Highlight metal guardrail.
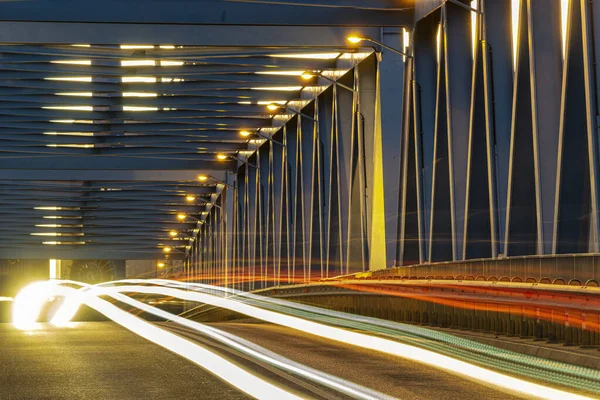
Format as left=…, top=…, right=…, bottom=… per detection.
left=370, top=253, right=600, bottom=283
left=255, top=279, right=600, bottom=349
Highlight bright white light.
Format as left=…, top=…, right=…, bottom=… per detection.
left=122, top=92, right=157, bottom=97
left=436, top=24, right=442, bottom=63
left=255, top=70, right=305, bottom=76
left=35, top=206, right=80, bottom=211
left=49, top=259, right=57, bottom=280
left=0, top=297, right=13, bottom=302
left=14, top=280, right=301, bottom=400
left=120, top=45, right=154, bottom=49
left=471, top=0, right=478, bottom=59
left=403, top=28, right=410, bottom=53
left=55, top=92, right=93, bottom=97
left=123, top=106, right=158, bottom=111
left=71, top=44, right=91, bottom=48
left=43, top=132, right=94, bottom=137
left=161, top=77, right=184, bottom=83
left=108, top=283, right=593, bottom=400
left=257, top=100, right=287, bottom=106
left=512, top=0, right=520, bottom=71
left=561, top=0, right=569, bottom=60
left=122, top=77, right=157, bottom=83
left=50, top=119, right=94, bottom=124
left=43, top=106, right=94, bottom=111
left=12, top=281, right=71, bottom=330
left=160, top=61, right=184, bottom=66
left=46, top=144, right=94, bottom=149
left=63, top=286, right=392, bottom=400
left=45, top=77, right=92, bottom=82
left=250, top=86, right=302, bottom=91
left=42, top=241, right=85, bottom=245
left=159, top=45, right=176, bottom=49
left=121, top=60, right=155, bottom=66
left=50, top=60, right=91, bottom=65
left=270, top=53, right=340, bottom=59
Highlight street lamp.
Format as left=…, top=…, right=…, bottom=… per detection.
left=239, top=129, right=285, bottom=147
left=217, top=153, right=258, bottom=169
left=176, top=213, right=205, bottom=223
left=197, top=173, right=235, bottom=189
left=266, top=103, right=318, bottom=122
left=169, top=230, right=178, bottom=237
left=300, top=70, right=357, bottom=93
left=185, top=195, right=196, bottom=202
left=346, top=35, right=412, bottom=58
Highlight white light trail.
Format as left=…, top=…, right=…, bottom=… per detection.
left=54, top=285, right=392, bottom=400
left=14, top=279, right=596, bottom=400
left=13, top=280, right=302, bottom=400
left=93, top=281, right=592, bottom=400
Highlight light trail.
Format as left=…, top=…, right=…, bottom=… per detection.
left=14, top=279, right=597, bottom=400
left=77, top=279, right=600, bottom=392
left=55, top=285, right=393, bottom=400
left=78, top=282, right=593, bottom=400
left=13, top=280, right=303, bottom=400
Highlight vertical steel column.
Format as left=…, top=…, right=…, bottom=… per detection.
left=379, top=27, right=406, bottom=268
left=411, top=10, right=441, bottom=263
left=553, top=0, right=600, bottom=255
left=429, top=1, right=473, bottom=262
left=357, top=53, right=387, bottom=270
left=327, top=85, right=345, bottom=276
left=318, top=88, right=335, bottom=277
left=505, top=0, right=562, bottom=256
left=300, top=102, right=318, bottom=281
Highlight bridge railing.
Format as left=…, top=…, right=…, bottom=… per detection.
left=366, top=254, right=600, bottom=283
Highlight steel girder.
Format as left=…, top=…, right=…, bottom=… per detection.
left=395, top=0, right=600, bottom=271
left=0, top=3, right=392, bottom=261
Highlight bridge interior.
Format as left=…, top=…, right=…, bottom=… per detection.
left=2, top=2, right=600, bottom=400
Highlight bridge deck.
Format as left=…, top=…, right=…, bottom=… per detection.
left=0, top=322, right=245, bottom=400
left=0, top=321, right=527, bottom=399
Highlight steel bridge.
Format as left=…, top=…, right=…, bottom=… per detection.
left=0, top=0, right=598, bottom=287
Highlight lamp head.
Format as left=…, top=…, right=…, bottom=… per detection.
left=347, top=36, right=365, bottom=44
left=216, top=153, right=228, bottom=161
left=197, top=174, right=208, bottom=182
left=300, top=71, right=315, bottom=80
left=266, top=103, right=282, bottom=111
left=239, top=130, right=252, bottom=137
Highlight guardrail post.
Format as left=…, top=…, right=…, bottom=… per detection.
left=564, top=310, right=573, bottom=346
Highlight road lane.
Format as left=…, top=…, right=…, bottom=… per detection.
left=205, top=321, right=527, bottom=400
left=0, top=322, right=248, bottom=400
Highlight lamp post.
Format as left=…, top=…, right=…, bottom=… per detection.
left=240, top=129, right=285, bottom=147
left=198, top=172, right=236, bottom=189
left=300, top=71, right=357, bottom=93
left=347, top=35, right=412, bottom=58
left=266, top=103, right=318, bottom=123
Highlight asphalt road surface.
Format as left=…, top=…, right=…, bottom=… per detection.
left=204, top=322, right=526, bottom=400
left=0, top=321, right=533, bottom=399
left=0, top=322, right=246, bottom=400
